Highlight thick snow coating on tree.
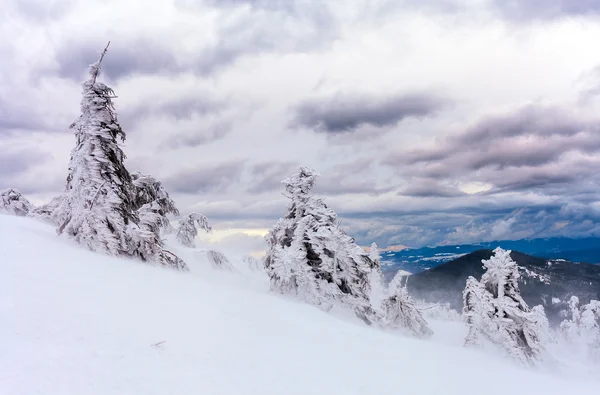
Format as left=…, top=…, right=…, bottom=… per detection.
left=0, top=188, right=34, bottom=216
left=52, top=48, right=184, bottom=270
left=560, top=296, right=600, bottom=361
left=176, top=212, right=212, bottom=248
left=380, top=270, right=432, bottom=337
left=264, top=167, right=377, bottom=324
left=462, top=247, right=550, bottom=365
left=243, top=255, right=263, bottom=271
left=30, top=196, right=64, bottom=224
left=206, top=250, right=234, bottom=270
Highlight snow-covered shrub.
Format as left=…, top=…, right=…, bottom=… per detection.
left=53, top=45, right=185, bottom=270
left=176, top=212, right=212, bottom=248
left=0, top=188, right=34, bottom=216
left=243, top=255, right=263, bottom=271
left=379, top=270, right=432, bottom=337
left=30, top=195, right=64, bottom=224
left=368, top=242, right=387, bottom=307
left=418, top=302, right=461, bottom=322
left=560, top=296, right=600, bottom=361
left=462, top=247, right=550, bottom=364
left=264, top=167, right=377, bottom=324
left=206, top=250, right=233, bottom=270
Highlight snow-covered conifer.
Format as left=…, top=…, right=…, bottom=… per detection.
left=243, top=255, right=263, bottom=271
left=52, top=43, right=184, bottom=270
left=368, top=242, right=386, bottom=308
left=369, top=242, right=380, bottom=265
left=380, top=270, right=432, bottom=337
left=560, top=297, right=600, bottom=360
left=30, top=196, right=64, bottom=224
left=0, top=188, right=34, bottom=216
left=264, top=167, right=377, bottom=324
left=462, top=247, right=549, bottom=364
left=176, top=212, right=212, bottom=248
left=206, top=250, right=233, bottom=270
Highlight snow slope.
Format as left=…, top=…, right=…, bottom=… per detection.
left=1, top=215, right=598, bottom=395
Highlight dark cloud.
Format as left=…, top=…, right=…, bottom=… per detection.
left=163, top=160, right=246, bottom=194
left=397, top=180, right=464, bottom=198
left=165, top=121, right=233, bottom=149
left=0, top=98, right=47, bottom=133
left=55, top=0, right=337, bottom=82
left=55, top=39, right=179, bottom=82
left=0, top=147, right=49, bottom=178
left=6, top=0, right=73, bottom=22
left=246, top=161, right=299, bottom=194
left=122, top=95, right=227, bottom=126
left=492, top=0, right=600, bottom=21
left=293, top=92, right=446, bottom=134
left=391, top=106, right=600, bottom=173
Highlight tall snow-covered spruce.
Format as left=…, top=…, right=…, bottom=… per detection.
left=53, top=43, right=185, bottom=270
left=264, top=167, right=376, bottom=324
left=462, top=247, right=550, bottom=364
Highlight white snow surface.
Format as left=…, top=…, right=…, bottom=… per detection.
left=1, top=215, right=598, bottom=395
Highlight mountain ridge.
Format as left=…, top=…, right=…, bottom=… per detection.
left=403, top=249, right=600, bottom=325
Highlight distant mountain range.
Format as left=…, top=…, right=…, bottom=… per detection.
left=398, top=249, right=600, bottom=325
left=380, top=237, right=600, bottom=275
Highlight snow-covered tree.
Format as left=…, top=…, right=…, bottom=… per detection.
left=264, top=167, right=377, bottom=324
left=380, top=270, right=432, bottom=337
left=243, top=255, right=263, bottom=271
left=0, top=188, right=34, bottom=216
left=52, top=43, right=184, bottom=270
left=176, top=212, right=212, bottom=248
left=369, top=242, right=380, bottom=265
left=368, top=242, right=386, bottom=308
left=206, top=250, right=233, bottom=270
left=560, top=297, right=600, bottom=360
left=462, top=247, right=549, bottom=364
left=30, top=196, right=64, bottom=224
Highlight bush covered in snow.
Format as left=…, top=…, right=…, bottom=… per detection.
left=463, top=247, right=550, bottom=365
left=0, top=188, right=34, bottom=216
left=206, top=250, right=234, bottom=270
left=243, top=255, right=263, bottom=271
left=559, top=296, right=600, bottom=361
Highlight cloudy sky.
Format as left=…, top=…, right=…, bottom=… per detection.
left=2, top=0, right=600, bottom=254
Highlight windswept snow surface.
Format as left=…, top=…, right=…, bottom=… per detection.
left=1, top=215, right=598, bottom=395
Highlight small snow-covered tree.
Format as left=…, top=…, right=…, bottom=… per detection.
left=52, top=43, right=184, bottom=270
left=368, top=242, right=386, bottom=307
left=380, top=270, right=432, bottom=337
left=0, top=188, right=34, bottom=216
left=176, top=212, right=212, bottom=248
left=243, top=255, right=263, bottom=271
left=264, top=167, right=377, bottom=324
left=560, top=297, right=600, bottom=360
left=206, top=250, right=233, bottom=270
left=30, top=195, right=64, bottom=224
left=462, top=247, right=549, bottom=364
